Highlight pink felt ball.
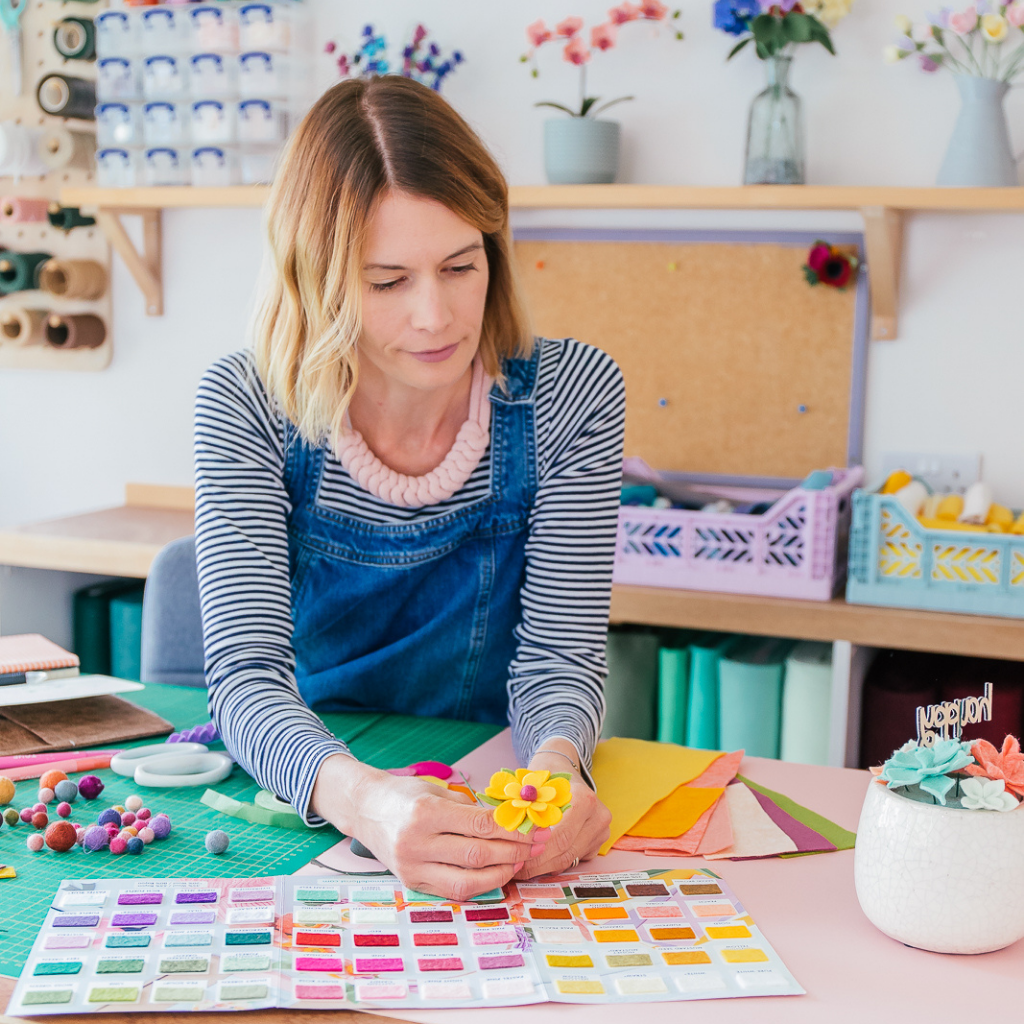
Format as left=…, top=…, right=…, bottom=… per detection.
left=109, top=836, right=128, bottom=855
left=104, top=823, right=119, bottom=837
left=56, top=801, right=72, bottom=818
left=138, top=826, right=155, bottom=844
left=37, top=787, right=55, bottom=805
left=19, top=807, right=33, bottom=823
left=75, top=825, right=86, bottom=845
left=121, top=811, right=136, bottom=827
left=26, top=833, right=44, bottom=852
left=136, top=808, right=151, bottom=821
left=77, top=775, right=104, bottom=800
left=32, top=802, right=46, bottom=813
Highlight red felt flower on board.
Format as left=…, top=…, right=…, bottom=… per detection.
left=803, top=239, right=860, bottom=290
left=965, top=735, right=1024, bottom=799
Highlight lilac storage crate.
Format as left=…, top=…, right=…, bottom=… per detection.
left=613, top=466, right=864, bottom=601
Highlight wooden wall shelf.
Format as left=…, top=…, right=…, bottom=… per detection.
left=59, top=185, right=1024, bottom=340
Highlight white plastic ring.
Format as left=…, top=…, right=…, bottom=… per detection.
left=110, top=742, right=208, bottom=777
left=132, top=752, right=234, bottom=789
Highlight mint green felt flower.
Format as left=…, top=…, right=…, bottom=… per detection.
left=959, top=776, right=1020, bottom=813
left=880, top=739, right=974, bottom=805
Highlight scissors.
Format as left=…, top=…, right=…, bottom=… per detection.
left=109, top=742, right=234, bottom=789
left=0, top=0, right=25, bottom=97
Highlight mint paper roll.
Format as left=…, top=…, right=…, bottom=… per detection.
left=718, top=636, right=795, bottom=759
left=0, top=251, right=51, bottom=293
left=685, top=632, right=733, bottom=750
left=780, top=641, right=834, bottom=766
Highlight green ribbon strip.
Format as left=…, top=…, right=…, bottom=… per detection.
left=200, top=788, right=312, bottom=831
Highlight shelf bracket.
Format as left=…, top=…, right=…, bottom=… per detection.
left=860, top=205, right=904, bottom=342
left=93, top=207, right=164, bottom=317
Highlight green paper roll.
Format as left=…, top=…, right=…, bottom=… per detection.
left=47, top=204, right=96, bottom=232
left=685, top=633, right=732, bottom=749
left=73, top=578, right=141, bottom=674
left=36, top=73, right=96, bottom=120
left=201, top=788, right=315, bottom=831
left=657, top=637, right=691, bottom=745
left=780, top=641, right=833, bottom=766
left=110, top=587, right=145, bottom=682
left=0, top=251, right=50, bottom=294
left=53, top=18, right=96, bottom=62
left=718, top=636, right=795, bottom=759
left=602, top=627, right=659, bottom=741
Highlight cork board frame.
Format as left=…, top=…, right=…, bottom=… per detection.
left=513, top=229, right=869, bottom=481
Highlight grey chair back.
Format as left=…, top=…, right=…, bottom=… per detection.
left=140, top=535, right=206, bottom=688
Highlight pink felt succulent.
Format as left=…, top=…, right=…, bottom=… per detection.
left=964, top=735, right=1024, bottom=799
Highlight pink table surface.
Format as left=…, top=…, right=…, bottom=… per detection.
left=310, top=729, right=1024, bottom=1024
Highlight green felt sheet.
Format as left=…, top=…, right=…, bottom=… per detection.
left=0, top=683, right=501, bottom=980
left=736, top=775, right=857, bottom=853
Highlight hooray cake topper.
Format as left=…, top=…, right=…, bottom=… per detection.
left=916, top=682, right=993, bottom=747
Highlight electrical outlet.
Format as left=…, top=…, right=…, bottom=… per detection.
left=879, top=452, right=982, bottom=495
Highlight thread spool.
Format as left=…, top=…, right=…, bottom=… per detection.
left=38, top=128, right=94, bottom=173
left=36, top=74, right=97, bottom=121
left=0, top=196, right=49, bottom=223
left=53, top=17, right=97, bottom=62
left=0, top=307, right=46, bottom=347
left=47, top=204, right=96, bottom=232
left=45, top=313, right=105, bottom=350
left=38, top=259, right=107, bottom=301
left=0, top=252, right=51, bottom=294
left=0, top=123, right=49, bottom=179
left=959, top=481, right=993, bottom=525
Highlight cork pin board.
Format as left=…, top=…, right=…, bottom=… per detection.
left=513, top=229, right=868, bottom=480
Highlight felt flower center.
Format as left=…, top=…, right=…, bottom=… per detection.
left=519, top=784, right=538, bottom=801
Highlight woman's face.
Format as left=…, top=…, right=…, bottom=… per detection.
left=359, top=191, right=489, bottom=393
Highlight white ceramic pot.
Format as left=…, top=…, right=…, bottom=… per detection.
left=543, top=118, right=620, bottom=185
left=854, top=780, right=1024, bottom=954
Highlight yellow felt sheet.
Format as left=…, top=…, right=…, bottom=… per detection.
left=591, top=738, right=723, bottom=855
left=626, top=786, right=725, bottom=840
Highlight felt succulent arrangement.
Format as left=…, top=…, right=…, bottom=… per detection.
left=802, top=240, right=860, bottom=289
left=478, top=769, right=573, bottom=834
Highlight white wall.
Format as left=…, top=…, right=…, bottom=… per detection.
left=1, top=0, right=1022, bottom=547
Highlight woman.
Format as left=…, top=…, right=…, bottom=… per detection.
left=194, top=76, right=624, bottom=900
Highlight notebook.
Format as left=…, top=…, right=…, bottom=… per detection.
left=0, top=634, right=79, bottom=677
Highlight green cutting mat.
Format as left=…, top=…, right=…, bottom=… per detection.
left=0, top=684, right=501, bottom=979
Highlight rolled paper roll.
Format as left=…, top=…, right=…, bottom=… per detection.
left=45, top=313, right=106, bottom=350
left=0, top=123, right=49, bottom=178
left=959, top=481, right=993, bottom=525
left=38, top=259, right=107, bottom=300
left=53, top=17, right=96, bottom=62
left=0, top=307, right=46, bottom=346
left=47, top=204, right=96, bottom=232
left=893, top=479, right=928, bottom=517
left=0, top=251, right=51, bottom=294
left=38, top=128, right=94, bottom=172
left=936, top=493, right=964, bottom=521
left=0, top=196, right=49, bottom=222
left=36, top=74, right=97, bottom=121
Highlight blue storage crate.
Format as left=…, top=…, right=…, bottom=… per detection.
left=846, top=489, right=1024, bottom=618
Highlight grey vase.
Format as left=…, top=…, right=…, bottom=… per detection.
left=543, top=118, right=620, bottom=184
left=937, top=75, right=1019, bottom=187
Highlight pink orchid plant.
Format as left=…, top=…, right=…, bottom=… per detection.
left=886, top=3, right=1024, bottom=81
left=523, top=4, right=683, bottom=118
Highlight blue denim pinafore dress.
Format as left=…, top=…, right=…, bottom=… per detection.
left=283, top=349, right=539, bottom=725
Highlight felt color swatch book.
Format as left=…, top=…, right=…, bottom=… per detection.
left=8, top=869, right=803, bottom=1014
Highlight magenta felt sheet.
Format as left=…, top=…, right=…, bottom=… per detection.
left=731, top=788, right=837, bottom=858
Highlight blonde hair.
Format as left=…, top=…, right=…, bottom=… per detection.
left=252, top=76, right=532, bottom=448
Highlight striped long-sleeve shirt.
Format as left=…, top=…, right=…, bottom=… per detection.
left=193, top=337, right=625, bottom=823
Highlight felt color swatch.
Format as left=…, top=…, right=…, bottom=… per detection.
left=591, top=737, right=723, bottom=854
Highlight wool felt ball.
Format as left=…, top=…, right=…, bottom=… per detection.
left=32, top=802, right=46, bottom=813
left=113, top=804, right=126, bottom=814
left=26, top=833, right=44, bottom=852
left=19, top=807, right=33, bottom=823
left=74, top=825, right=86, bottom=846
left=31, top=811, right=48, bottom=830
left=138, top=827, right=155, bottom=844
left=149, top=815, right=172, bottom=840
left=38, top=769, right=67, bottom=792
left=126, top=836, right=144, bottom=855
left=104, top=823, right=119, bottom=837
left=123, top=825, right=139, bottom=837
left=56, top=802, right=72, bottom=818
left=204, top=830, right=230, bottom=855
left=121, top=811, right=136, bottom=826
left=125, top=795, right=143, bottom=812
left=82, top=825, right=109, bottom=851
left=44, top=821, right=77, bottom=853
left=136, top=807, right=151, bottom=821
left=54, top=779, right=78, bottom=804
left=78, top=775, right=104, bottom=800
left=0, top=776, right=15, bottom=806
left=97, top=808, right=122, bottom=828
left=37, top=787, right=55, bottom=805
left=109, top=836, right=128, bottom=855
left=4, top=808, right=21, bottom=826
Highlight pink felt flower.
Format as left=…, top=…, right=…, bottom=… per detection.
left=563, top=35, right=592, bottom=64
left=1008, top=2, right=1024, bottom=27
left=609, top=1, right=642, bottom=22
left=591, top=22, right=619, bottom=50
left=948, top=6, right=978, bottom=34
left=556, top=16, right=585, bottom=37
left=965, top=735, right=1024, bottom=799
left=639, top=0, right=670, bottom=19
left=807, top=244, right=832, bottom=274
left=526, top=19, right=553, bottom=46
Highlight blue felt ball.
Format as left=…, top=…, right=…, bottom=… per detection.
left=54, top=780, right=79, bottom=804
left=204, top=830, right=230, bottom=855
left=97, top=808, right=122, bottom=828
left=125, top=836, right=144, bottom=855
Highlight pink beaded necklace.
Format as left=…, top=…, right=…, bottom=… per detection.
left=335, top=357, right=493, bottom=509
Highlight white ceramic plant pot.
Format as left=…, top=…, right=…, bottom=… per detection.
left=854, top=780, right=1024, bottom=954
left=543, top=118, right=620, bottom=185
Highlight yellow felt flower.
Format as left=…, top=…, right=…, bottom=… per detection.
left=484, top=768, right=572, bottom=832
left=982, top=13, right=1009, bottom=42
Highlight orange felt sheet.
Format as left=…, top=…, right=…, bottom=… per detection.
left=626, top=787, right=724, bottom=840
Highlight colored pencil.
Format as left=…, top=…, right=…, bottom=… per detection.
left=0, top=750, right=122, bottom=771
left=6, top=755, right=116, bottom=782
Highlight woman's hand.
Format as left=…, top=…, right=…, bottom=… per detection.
left=514, top=740, right=611, bottom=878
left=311, top=754, right=536, bottom=902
